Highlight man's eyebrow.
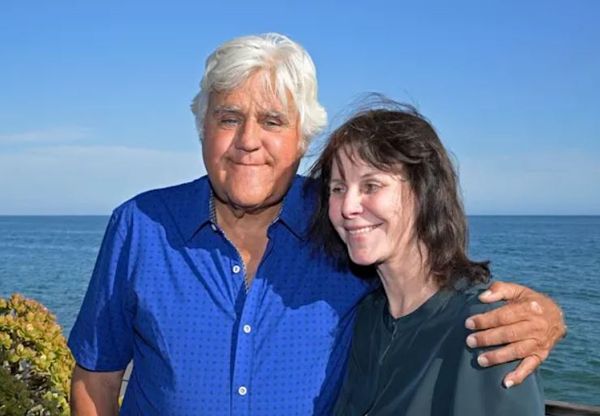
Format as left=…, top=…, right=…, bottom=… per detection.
left=258, top=110, right=290, bottom=123
left=260, top=109, right=286, bottom=117
left=212, top=105, right=242, bottom=115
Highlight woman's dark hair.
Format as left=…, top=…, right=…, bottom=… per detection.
left=309, top=99, right=490, bottom=288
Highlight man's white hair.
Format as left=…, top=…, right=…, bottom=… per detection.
left=191, top=33, right=327, bottom=150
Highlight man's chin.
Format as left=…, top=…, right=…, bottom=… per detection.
left=222, top=193, right=284, bottom=215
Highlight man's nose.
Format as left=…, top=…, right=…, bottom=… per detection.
left=235, top=119, right=261, bottom=152
left=341, top=189, right=363, bottom=219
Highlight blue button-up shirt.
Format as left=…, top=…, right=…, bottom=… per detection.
left=68, top=175, right=372, bottom=415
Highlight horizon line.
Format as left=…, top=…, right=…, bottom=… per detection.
left=1, top=213, right=599, bottom=217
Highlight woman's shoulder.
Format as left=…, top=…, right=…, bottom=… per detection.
left=354, top=287, right=386, bottom=326
left=356, top=284, right=385, bottom=309
left=447, top=281, right=545, bottom=415
left=453, top=279, right=506, bottom=317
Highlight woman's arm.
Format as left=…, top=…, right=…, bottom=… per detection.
left=452, top=345, right=545, bottom=416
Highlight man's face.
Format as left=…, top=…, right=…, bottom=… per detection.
left=203, top=72, right=303, bottom=213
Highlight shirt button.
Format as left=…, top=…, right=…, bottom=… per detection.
left=232, top=265, right=241, bottom=274
left=243, top=324, right=252, bottom=334
left=238, top=386, right=248, bottom=396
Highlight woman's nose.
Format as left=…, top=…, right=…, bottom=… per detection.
left=341, top=189, right=363, bottom=219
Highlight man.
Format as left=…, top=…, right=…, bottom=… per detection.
left=69, top=33, right=565, bottom=415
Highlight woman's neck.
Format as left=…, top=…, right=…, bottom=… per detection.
left=376, top=242, right=439, bottom=319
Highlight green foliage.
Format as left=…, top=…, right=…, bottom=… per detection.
left=0, top=365, right=59, bottom=416
left=0, top=294, right=74, bottom=416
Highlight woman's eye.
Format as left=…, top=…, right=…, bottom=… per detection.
left=363, top=183, right=381, bottom=194
left=329, top=185, right=345, bottom=195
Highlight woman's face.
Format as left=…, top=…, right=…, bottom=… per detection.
left=328, top=148, right=417, bottom=267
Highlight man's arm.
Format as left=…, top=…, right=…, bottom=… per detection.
left=464, top=281, right=566, bottom=387
left=70, top=365, right=125, bottom=416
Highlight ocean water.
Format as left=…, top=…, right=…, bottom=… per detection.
left=468, top=216, right=600, bottom=406
left=0, top=215, right=598, bottom=406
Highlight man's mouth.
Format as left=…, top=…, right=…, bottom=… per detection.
left=231, top=160, right=265, bottom=167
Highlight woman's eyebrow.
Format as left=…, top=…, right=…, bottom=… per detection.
left=360, top=172, right=381, bottom=179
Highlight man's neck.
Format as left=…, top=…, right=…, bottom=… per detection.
left=213, top=198, right=282, bottom=235
left=213, top=198, right=282, bottom=288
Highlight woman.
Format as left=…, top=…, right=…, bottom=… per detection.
left=310, top=100, right=544, bottom=415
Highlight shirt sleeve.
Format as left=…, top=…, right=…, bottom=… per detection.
left=451, top=301, right=545, bottom=416
left=67, top=207, right=135, bottom=371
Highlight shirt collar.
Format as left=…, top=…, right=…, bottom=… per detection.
left=156, top=176, right=213, bottom=242
left=381, top=288, right=453, bottom=333
left=170, top=175, right=316, bottom=243
left=276, top=175, right=317, bottom=240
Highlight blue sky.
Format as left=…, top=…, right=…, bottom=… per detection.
left=1, top=0, right=598, bottom=214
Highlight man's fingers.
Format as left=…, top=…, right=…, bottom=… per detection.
left=502, top=356, right=542, bottom=388
left=466, top=321, right=542, bottom=349
left=474, top=339, right=539, bottom=368
left=465, top=300, right=543, bottom=331
left=478, top=281, right=527, bottom=303
left=466, top=280, right=565, bottom=377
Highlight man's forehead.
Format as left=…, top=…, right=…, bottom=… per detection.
left=209, top=75, right=297, bottom=116
left=211, top=102, right=288, bottom=118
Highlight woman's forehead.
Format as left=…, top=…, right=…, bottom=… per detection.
left=332, top=146, right=403, bottom=176
left=332, top=152, right=405, bottom=183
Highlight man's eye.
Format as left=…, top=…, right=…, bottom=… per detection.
left=220, top=118, right=240, bottom=126
left=263, top=118, right=282, bottom=128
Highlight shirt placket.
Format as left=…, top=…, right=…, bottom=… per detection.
left=209, top=226, right=252, bottom=415
left=230, top=229, right=277, bottom=415
left=208, top=195, right=280, bottom=415
left=230, top=278, right=261, bottom=415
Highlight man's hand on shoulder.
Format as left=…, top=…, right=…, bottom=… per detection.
left=463, top=281, right=566, bottom=388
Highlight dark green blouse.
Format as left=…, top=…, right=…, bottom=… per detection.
left=333, top=281, right=545, bottom=415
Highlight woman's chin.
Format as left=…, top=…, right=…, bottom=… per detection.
left=348, top=252, right=377, bottom=267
